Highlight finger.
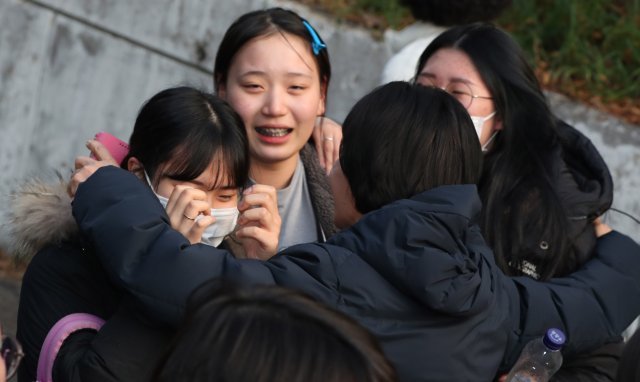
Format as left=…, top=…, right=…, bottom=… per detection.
left=87, top=139, right=118, bottom=165
left=237, top=207, right=269, bottom=227
left=332, top=130, right=342, bottom=167
left=238, top=207, right=281, bottom=239
left=323, top=137, right=334, bottom=174
left=235, top=226, right=278, bottom=259
left=313, top=117, right=327, bottom=169
left=74, top=155, right=96, bottom=170
left=167, top=198, right=211, bottom=226
left=321, top=117, right=342, bottom=173
left=240, top=186, right=280, bottom=235
left=176, top=215, right=215, bottom=244
left=165, top=185, right=208, bottom=217
left=67, top=171, right=82, bottom=197
left=67, top=165, right=97, bottom=197
left=240, top=185, right=278, bottom=213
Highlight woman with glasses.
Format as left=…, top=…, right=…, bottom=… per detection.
left=1, top=325, right=24, bottom=381
left=414, top=23, right=620, bottom=381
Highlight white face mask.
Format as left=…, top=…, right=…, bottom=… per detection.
left=469, top=111, right=496, bottom=152
left=145, top=172, right=239, bottom=247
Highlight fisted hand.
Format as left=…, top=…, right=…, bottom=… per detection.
left=234, top=184, right=281, bottom=260
left=67, top=139, right=118, bottom=197
left=163, top=184, right=281, bottom=257
left=165, top=185, right=215, bottom=244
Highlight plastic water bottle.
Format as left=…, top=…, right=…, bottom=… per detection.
left=505, top=328, right=566, bottom=382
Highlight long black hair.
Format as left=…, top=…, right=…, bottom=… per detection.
left=122, top=87, right=249, bottom=191
left=416, top=23, right=570, bottom=280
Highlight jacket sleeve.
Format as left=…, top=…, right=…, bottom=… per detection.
left=72, top=166, right=276, bottom=326
left=503, top=231, right=640, bottom=368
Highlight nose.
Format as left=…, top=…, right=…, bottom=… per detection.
left=262, top=87, right=287, bottom=117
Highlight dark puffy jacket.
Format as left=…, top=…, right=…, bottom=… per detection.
left=502, top=121, right=614, bottom=280
left=72, top=167, right=640, bottom=381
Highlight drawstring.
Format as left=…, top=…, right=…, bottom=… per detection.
left=609, top=207, right=640, bottom=225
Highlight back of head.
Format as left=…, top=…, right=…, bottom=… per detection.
left=213, top=7, right=331, bottom=95
left=154, top=281, right=396, bottom=382
left=123, top=86, right=249, bottom=189
left=340, top=81, right=481, bottom=214
left=401, top=0, right=512, bottom=25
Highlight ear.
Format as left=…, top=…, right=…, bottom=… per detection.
left=493, top=115, right=504, bottom=131
left=217, top=82, right=227, bottom=100
left=317, top=80, right=327, bottom=116
left=127, top=157, right=145, bottom=181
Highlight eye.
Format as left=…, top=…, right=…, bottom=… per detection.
left=448, top=86, right=469, bottom=96
left=289, top=84, right=307, bottom=93
left=417, top=74, right=436, bottom=87
left=241, top=83, right=263, bottom=92
left=217, top=192, right=238, bottom=202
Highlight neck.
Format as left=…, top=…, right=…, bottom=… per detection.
left=250, top=154, right=299, bottom=190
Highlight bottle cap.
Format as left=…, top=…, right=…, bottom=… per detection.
left=543, top=328, right=566, bottom=351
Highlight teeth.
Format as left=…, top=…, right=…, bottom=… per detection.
left=256, top=127, right=291, bottom=137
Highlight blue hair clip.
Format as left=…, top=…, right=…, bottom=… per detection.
left=302, top=20, right=326, bottom=55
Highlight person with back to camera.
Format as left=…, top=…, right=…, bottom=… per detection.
left=69, top=81, right=640, bottom=381
left=413, top=23, right=627, bottom=381
left=10, top=86, right=280, bottom=382
left=153, top=281, right=397, bottom=382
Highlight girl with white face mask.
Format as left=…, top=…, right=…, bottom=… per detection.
left=12, top=87, right=280, bottom=382
left=415, top=23, right=620, bottom=381
left=71, top=87, right=280, bottom=257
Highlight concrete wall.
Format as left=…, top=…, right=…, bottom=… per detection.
left=1, top=0, right=638, bottom=249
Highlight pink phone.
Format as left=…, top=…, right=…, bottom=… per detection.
left=92, top=132, right=130, bottom=164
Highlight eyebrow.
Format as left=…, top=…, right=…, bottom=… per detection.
left=189, top=179, right=237, bottom=191
left=419, top=72, right=476, bottom=86
left=239, top=71, right=314, bottom=80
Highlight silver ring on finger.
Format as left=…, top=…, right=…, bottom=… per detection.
left=183, top=213, right=196, bottom=221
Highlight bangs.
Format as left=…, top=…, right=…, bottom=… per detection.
left=160, top=143, right=247, bottom=191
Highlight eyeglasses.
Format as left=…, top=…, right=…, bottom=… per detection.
left=418, top=76, right=492, bottom=109
left=2, top=334, right=24, bottom=379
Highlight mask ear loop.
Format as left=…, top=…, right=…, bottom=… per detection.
left=482, top=131, right=499, bottom=152
left=144, top=170, right=153, bottom=188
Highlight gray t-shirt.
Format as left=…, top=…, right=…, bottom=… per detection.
left=248, top=158, right=318, bottom=251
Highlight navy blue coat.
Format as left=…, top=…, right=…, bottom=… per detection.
left=72, top=167, right=640, bottom=381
